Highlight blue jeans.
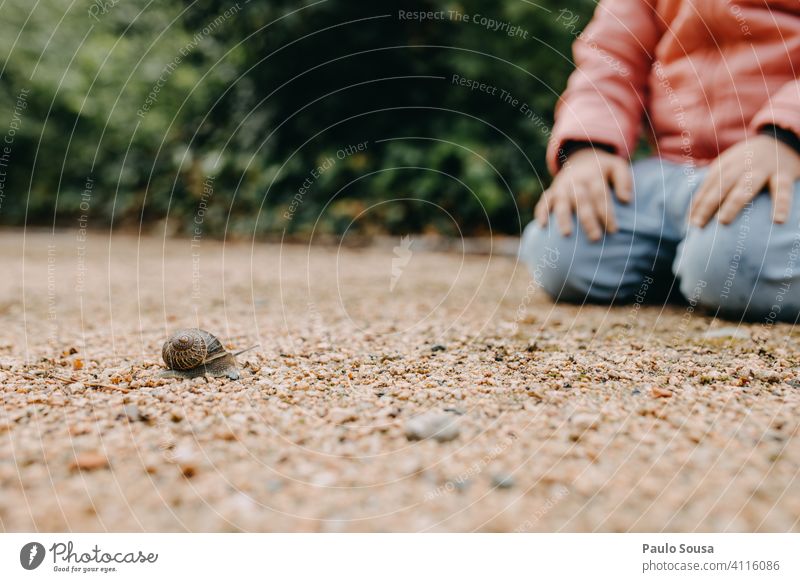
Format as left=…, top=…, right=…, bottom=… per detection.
left=519, top=157, right=800, bottom=322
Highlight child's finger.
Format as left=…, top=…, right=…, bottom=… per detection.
left=689, top=165, right=723, bottom=224
left=690, top=193, right=720, bottom=227
left=575, top=192, right=603, bottom=242
left=769, top=173, right=794, bottom=224
left=690, top=172, right=728, bottom=227
left=717, top=176, right=757, bottom=224
left=609, top=160, right=633, bottom=203
left=554, top=197, right=573, bottom=237
left=589, top=181, right=618, bottom=234
left=535, top=191, right=552, bottom=226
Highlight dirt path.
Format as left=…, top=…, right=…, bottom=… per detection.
left=0, top=230, right=798, bottom=531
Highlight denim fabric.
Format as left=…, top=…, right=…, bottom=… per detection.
left=519, top=157, right=800, bottom=322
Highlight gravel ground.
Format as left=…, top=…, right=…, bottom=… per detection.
left=1, top=230, right=799, bottom=532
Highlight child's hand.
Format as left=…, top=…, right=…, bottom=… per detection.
left=690, top=135, right=800, bottom=227
left=535, top=148, right=632, bottom=242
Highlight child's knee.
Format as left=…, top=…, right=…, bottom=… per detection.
left=519, top=222, right=571, bottom=300
left=518, top=221, right=616, bottom=303
left=675, top=226, right=738, bottom=313
left=675, top=195, right=800, bottom=320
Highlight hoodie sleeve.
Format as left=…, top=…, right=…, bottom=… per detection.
left=751, top=79, right=800, bottom=144
left=547, top=0, right=661, bottom=175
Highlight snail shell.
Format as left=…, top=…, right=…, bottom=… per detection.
left=162, top=328, right=224, bottom=370
left=161, top=328, right=240, bottom=380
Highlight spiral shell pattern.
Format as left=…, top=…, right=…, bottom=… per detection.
left=162, top=328, right=223, bottom=370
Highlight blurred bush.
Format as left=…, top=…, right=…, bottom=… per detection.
left=0, top=0, right=594, bottom=237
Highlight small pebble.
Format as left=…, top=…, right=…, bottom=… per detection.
left=328, top=407, right=358, bottom=424
left=405, top=412, right=460, bottom=442
left=651, top=386, right=673, bottom=398
left=569, top=412, right=601, bottom=440
left=70, top=452, right=109, bottom=472
left=704, top=326, right=751, bottom=340
left=491, top=473, right=515, bottom=489
left=171, top=446, right=200, bottom=478
left=266, top=479, right=284, bottom=492
left=443, top=407, right=465, bottom=415
left=123, top=404, right=146, bottom=422
left=571, top=412, right=601, bottom=431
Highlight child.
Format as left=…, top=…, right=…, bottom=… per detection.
left=520, top=0, right=800, bottom=322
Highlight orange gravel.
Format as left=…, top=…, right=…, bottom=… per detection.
left=0, top=230, right=798, bottom=532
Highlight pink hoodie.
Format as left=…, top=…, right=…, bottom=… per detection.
left=547, top=0, right=800, bottom=174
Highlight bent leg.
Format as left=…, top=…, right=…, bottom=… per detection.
left=519, top=158, right=693, bottom=305
left=673, top=184, right=800, bottom=322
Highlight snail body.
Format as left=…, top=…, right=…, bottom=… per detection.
left=160, top=328, right=252, bottom=380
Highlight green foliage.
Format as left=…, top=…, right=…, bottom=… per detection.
left=0, top=0, right=595, bottom=236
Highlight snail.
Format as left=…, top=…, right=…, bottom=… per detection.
left=160, top=328, right=257, bottom=380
